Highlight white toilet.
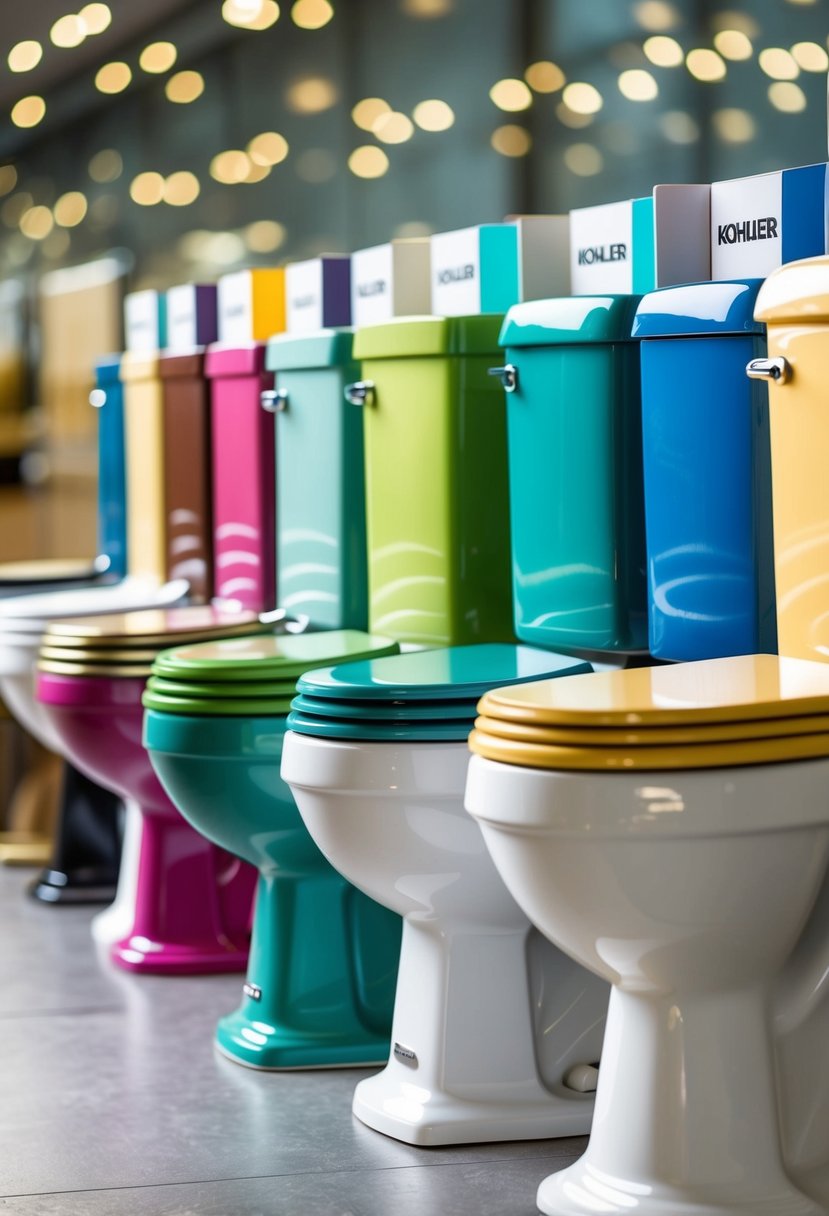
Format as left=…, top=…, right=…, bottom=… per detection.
left=465, top=654, right=829, bottom=1215
left=282, top=644, right=610, bottom=1146
left=0, top=576, right=188, bottom=935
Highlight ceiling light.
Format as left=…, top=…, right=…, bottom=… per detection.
left=524, top=60, right=565, bottom=92
left=685, top=48, right=726, bottom=81
left=8, top=41, right=43, bottom=73
left=11, top=96, right=46, bottom=128
left=489, top=78, right=532, bottom=111
left=95, top=62, right=131, bottom=93
left=291, top=0, right=334, bottom=28
left=50, top=14, right=86, bottom=48
left=412, top=99, right=455, bottom=131
left=139, top=42, right=177, bottom=74
left=165, top=70, right=204, bottom=103
left=562, top=81, right=603, bottom=114
left=643, top=36, right=683, bottom=66
left=348, top=146, right=389, bottom=178
left=129, top=171, right=165, bottom=205
left=53, top=191, right=88, bottom=226
left=618, top=69, right=658, bottom=100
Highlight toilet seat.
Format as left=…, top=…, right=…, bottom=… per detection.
left=471, top=654, right=829, bottom=770
left=288, top=643, right=592, bottom=742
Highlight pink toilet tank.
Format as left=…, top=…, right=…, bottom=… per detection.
left=205, top=343, right=276, bottom=612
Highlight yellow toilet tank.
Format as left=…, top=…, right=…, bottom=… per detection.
left=754, top=256, right=829, bottom=662
left=119, top=351, right=166, bottom=583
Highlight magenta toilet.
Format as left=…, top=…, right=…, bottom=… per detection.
left=35, top=606, right=263, bottom=974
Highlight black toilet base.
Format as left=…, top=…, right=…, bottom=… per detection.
left=29, top=869, right=117, bottom=905
left=29, top=762, right=122, bottom=906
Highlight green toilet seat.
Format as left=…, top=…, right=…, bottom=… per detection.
left=287, top=643, right=593, bottom=742
left=143, top=629, right=400, bottom=716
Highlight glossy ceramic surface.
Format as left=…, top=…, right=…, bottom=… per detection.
left=282, top=731, right=607, bottom=1145
left=206, top=344, right=276, bottom=612
left=465, top=752, right=829, bottom=1214
left=354, top=315, right=512, bottom=646
left=500, top=296, right=647, bottom=654
left=120, top=352, right=167, bottom=583
left=37, top=672, right=255, bottom=975
left=635, top=280, right=777, bottom=661
left=93, top=356, right=127, bottom=579
left=267, top=330, right=367, bottom=630
left=145, top=710, right=400, bottom=1069
left=150, top=629, right=399, bottom=683
left=159, top=351, right=214, bottom=603
left=755, top=256, right=829, bottom=662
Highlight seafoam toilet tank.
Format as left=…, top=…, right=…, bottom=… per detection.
left=498, top=296, right=646, bottom=654
left=264, top=329, right=367, bottom=630
left=119, top=351, right=167, bottom=583
left=351, top=315, right=512, bottom=646
left=159, top=352, right=213, bottom=604
left=91, top=355, right=127, bottom=580
left=205, top=343, right=276, bottom=612
left=635, top=279, right=776, bottom=661
left=753, top=256, right=829, bottom=662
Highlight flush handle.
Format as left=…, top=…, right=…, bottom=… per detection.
left=261, top=388, right=289, bottom=412
left=344, top=380, right=375, bottom=407
left=89, top=389, right=107, bottom=408
left=746, top=356, right=791, bottom=385
left=488, top=364, right=518, bottom=393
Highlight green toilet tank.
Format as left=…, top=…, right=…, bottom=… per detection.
left=264, top=329, right=367, bottom=630
left=350, top=315, right=513, bottom=647
left=497, top=296, right=647, bottom=655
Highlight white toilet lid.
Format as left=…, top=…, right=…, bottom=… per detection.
left=0, top=577, right=189, bottom=629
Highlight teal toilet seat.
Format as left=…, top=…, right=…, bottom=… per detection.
left=288, top=643, right=592, bottom=742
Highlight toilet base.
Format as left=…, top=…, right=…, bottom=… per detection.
left=353, top=1069, right=593, bottom=1147
left=111, top=935, right=249, bottom=976
left=215, top=1008, right=390, bottom=1071
left=536, top=1165, right=826, bottom=1216
left=30, top=868, right=117, bottom=904
left=30, top=762, right=121, bottom=906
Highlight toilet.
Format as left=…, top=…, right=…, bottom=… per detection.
left=281, top=644, right=610, bottom=1145
left=0, top=576, right=189, bottom=904
left=144, top=629, right=403, bottom=1067
left=465, top=655, right=829, bottom=1215
left=35, top=605, right=263, bottom=974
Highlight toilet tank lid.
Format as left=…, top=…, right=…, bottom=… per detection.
left=94, top=354, right=121, bottom=384
left=633, top=280, right=764, bottom=339
left=499, top=295, right=641, bottom=348
left=265, top=328, right=355, bottom=372
left=754, top=256, right=829, bottom=324
left=353, top=315, right=503, bottom=360
left=119, top=350, right=160, bottom=381
left=204, top=342, right=267, bottom=378
left=159, top=350, right=206, bottom=378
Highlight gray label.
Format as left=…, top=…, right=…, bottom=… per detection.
left=393, top=1042, right=418, bottom=1067
left=243, top=982, right=262, bottom=1002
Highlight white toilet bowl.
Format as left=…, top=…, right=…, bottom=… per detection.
left=465, top=655, right=829, bottom=1215
left=281, top=644, right=609, bottom=1146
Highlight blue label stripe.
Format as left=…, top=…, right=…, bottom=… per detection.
left=782, top=162, right=827, bottom=263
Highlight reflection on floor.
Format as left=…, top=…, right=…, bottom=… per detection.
left=0, top=865, right=585, bottom=1215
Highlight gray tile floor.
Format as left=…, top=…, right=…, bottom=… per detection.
left=0, top=866, right=585, bottom=1214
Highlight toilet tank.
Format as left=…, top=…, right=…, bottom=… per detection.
left=92, top=354, right=127, bottom=580
left=634, top=280, right=776, bottom=662
left=119, top=351, right=166, bottom=584
left=352, top=315, right=512, bottom=647
left=159, top=351, right=213, bottom=605
left=754, top=256, right=829, bottom=662
left=265, top=329, right=366, bottom=631
left=499, top=295, right=645, bottom=655
left=205, top=342, right=276, bottom=613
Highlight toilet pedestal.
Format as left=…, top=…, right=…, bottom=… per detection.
left=353, top=918, right=596, bottom=1146
left=29, top=761, right=122, bottom=904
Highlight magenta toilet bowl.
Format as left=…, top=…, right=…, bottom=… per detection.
left=37, top=671, right=255, bottom=974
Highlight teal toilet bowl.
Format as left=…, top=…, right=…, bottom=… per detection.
left=143, top=629, right=402, bottom=1070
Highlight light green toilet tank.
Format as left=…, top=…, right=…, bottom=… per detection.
left=264, top=329, right=367, bottom=630
left=350, top=315, right=513, bottom=647
left=497, top=295, right=647, bottom=655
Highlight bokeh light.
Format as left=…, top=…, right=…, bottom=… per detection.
left=286, top=77, right=339, bottom=112
left=562, top=82, right=603, bottom=114
left=130, top=171, right=165, bottom=205
left=686, top=49, right=727, bottom=81
left=489, top=78, right=532, bottom=111
left=95, top=62, right=132, bottom=93
left=11, top=96, right=46, bottom=128
left=643, top=36, right=683, bottom=67
left=291, top=0, right=334, bottom=28
left=53, top=191, right=88, bottom=226
left=8, top=42, right=43, bottom=73
left=139, top=42, right=178, bottom=73
left=491, top=125, right=532, bottom=156
left=373, top=111, right=415, bottom=143
left=564, top=143, right=604, bottom=176
left=348, top=146, right=389, bottom=178
left=524, top=61, right=565, bottom=92
left=165, top=70, right=204, bottom=103
left=412, top=100, right=455, bottom=131
left=618, top=69, right=658, bottom=100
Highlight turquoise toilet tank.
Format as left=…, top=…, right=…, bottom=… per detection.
left=91, top=354, right=127, bottom=579
left=264, top=330, right=367, bottom=630
left=634, top=280, right=776, bottom=662
left=498, top=296, right=646, bottom=655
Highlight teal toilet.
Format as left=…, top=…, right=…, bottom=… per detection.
left=262, top=330, right=367, bottom=630
left=494, top=296, right=646, bottom=655
left=143, top=629, right=402, bottom=1069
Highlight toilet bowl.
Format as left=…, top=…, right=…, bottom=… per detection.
left=465, top=654, right=829, bottom=1215
left=281, top=644, right=610, bottom=1146
left=35, top=604, right=263, bottom=974
left=143, top=629, right=402, bottom=1068
left=0, top=577, right=189, bottom=904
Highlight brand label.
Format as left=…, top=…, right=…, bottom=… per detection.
left=569, top=201, right=634, bottom=293
left=218, top=271, right=253, bottom=343
left=711, top=172, right=783, bottom=280
left=431, top=226, right=482, bottom=315
left=357, top=279, right=387, bottom=297
left=286, top=260, right=324, bottom=333
left=393, top=1042, right=418, bottom=1066
left=577, top=243, right=627, bottom=265
left=243, top=982, right=262, bottom=1002
left=125, top=289, right=163, bottom=353
left=716, top=217, right=778, bottom=245
left=166, top=283, right=197, bottom=351
left=352, top=243, right=395, bottom=325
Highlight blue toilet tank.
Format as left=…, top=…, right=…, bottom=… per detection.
left=634, top=280, right=776, bottom=662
